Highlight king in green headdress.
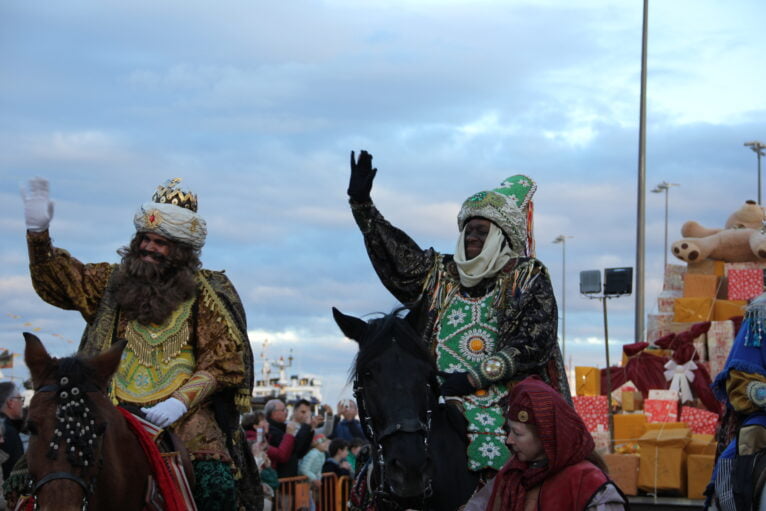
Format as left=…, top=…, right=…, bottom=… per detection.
left=347, top=150, right=570, bottom=477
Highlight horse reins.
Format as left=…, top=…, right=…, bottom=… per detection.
left=353, top=338, right=436, bottom=510
left=31, top=377, right=106, bottom=511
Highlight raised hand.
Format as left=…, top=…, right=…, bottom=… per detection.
left=348, top=150, right=378, bottom=203
left=21, top=178, right=54, bottom=232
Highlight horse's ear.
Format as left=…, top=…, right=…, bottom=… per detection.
left=24, top=332, right=53, bottom=385
left=332, top=307, right=368, bottom=343
left=90, top=339, right=127, bottom=388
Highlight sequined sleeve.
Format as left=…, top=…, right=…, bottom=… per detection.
left=726, top=370, right=766, bottom=414
left=27, top=230, right=113, bottom=323
left=193, top=274, right=246, bottom=391
left=350, top=200, right=438, bottom=305
left=477, top=260, right=559, bottom=387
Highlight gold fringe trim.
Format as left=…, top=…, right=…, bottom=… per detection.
left=124, top=298, right=194, bottom=366
left=125, top=320, right=190, bottom=366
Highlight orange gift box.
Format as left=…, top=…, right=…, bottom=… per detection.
left=604, top=454, right=640, bottom=496
left=673, top=297, right=714, bottom=323
left=622, top=391, right=644, bottom=412
left=687, top=259, right=725, bottom=277
left=683, top=273, right=719, bottom=298
left=638, top=428, right=691, bottom=494
left=687, top=454, right=715, bottom=499
left=614, top=413, right=648, bottom=444
left=646, top=421, right=687, bottom=430
left=575, top=366, right=601, bottom=396
left=713, top=299, right=747, bottom=321
left=685, top=434, right=716, bottom=455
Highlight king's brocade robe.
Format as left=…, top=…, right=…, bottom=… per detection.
left=27, top=230, right=253, bottom=466
left=351, top=201, right=570, bottom=470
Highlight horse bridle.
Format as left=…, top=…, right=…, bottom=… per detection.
left=353, top=349, right=436, bottom=510
left=30, top=377, right=106, bottom=511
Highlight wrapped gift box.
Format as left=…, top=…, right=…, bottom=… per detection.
left=685, top=434, right=716, bottom=455
left=687, top=259, right=725, bottom=277
left=683, top=273, right=719, bottom=298
left=575, top=366, right=601, bottom=396
left=573, top=395, right=609, bottom=432
left=727, top=268, right=764, bottom=300
left=649, top=389, right=679, bottom=401
left=647, top=313, right=674, bottom=345
left=664, top=264, right=686, bottom=292
left=611, top=381, right=637, bottom=405
left=708, top=320, right=736, bottom=379
left=645, top=399, right=678, bottom=423
left=674, top=297, right=714, bottom=323
left=658, top=290, right=682, bottom=313
left=680, top=406, right=719, bottom=435
left=713, top=299, right=747, bottom=321
left=614, top=413, right=648, bottom=445
left=638, top=428, right=691, bottom=495
left=687, top=454, right=715, bottom=499
left=604, top=454, right=640, bottom=496
left=622, top=391, right=644, bottom=412
left=647, top=421, right=687, bottom=430
left=592, top=427, right=610, bottom=455
left=724, top=261, right=766, bottom=274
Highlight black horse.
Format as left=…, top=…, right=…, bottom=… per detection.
left=332, top=307, right=479, bottom=511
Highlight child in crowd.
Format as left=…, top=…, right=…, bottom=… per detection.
left=346, top=437, right=368, bottom=475
left=322, top=439, right=352, bottom=478
left=298, top=434, right=330, bottom=488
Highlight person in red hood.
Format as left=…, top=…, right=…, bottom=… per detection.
left=463, top=377, right=627, bottom=511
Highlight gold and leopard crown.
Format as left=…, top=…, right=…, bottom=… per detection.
left=152, top=178, right=198, bottom=212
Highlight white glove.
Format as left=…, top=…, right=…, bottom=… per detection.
left=141, top=397, right=187, bottom=428
left=20, top=178, right=54, bottom=232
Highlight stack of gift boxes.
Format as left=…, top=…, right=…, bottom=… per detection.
left=572, top=257, right=764, bottom=499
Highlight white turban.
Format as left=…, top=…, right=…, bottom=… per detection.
left=133, top=202, right=207, bottom=250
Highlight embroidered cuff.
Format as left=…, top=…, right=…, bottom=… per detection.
left=746, top=380, right=766, bottom=409
left=475, top=351, right=518, bottom=388
left=27, top=230, right=55, bottom=265
left=172, top=370, right=216, bottom=410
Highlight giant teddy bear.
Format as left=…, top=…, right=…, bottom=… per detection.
left=672, top=200, right=766, bottom=262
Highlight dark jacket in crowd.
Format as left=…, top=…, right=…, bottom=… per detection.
left=267, top=418, right=312, bottom=478
left=329, top=417, right=366, bottom=442
left=0, top=413, right=23, bottom=480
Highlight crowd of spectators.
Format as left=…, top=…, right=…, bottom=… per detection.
left=243, top=398, right=369, bottom=510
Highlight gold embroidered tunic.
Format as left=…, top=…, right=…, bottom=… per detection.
left=27, top=230, right=250, bottom=464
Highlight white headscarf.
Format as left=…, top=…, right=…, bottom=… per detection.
left=453, top=222, right=512, bottom=288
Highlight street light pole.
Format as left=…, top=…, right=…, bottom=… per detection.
left=635, top=0, right=649, bottom=344
left=651, top=182, right=680, bottom=270
left=745, top=141, right=765, bottom=205
left=553, top=235, right=573, bottom=363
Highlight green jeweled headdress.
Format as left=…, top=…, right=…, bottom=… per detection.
left=457, top=175, right=537, bottom=257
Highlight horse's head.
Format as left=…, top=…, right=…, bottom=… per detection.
left=333, top=307, right=437, bottom=501
left=23, top=332, right=126, bottom=511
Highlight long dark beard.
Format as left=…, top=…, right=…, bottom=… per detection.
left=113, top=236, right=200, bottom=325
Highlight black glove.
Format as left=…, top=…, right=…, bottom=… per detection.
left=348, top=150, right=377, bottom=203
left=439, top=372, right=475, bottom=397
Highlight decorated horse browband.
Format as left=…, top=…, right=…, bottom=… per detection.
left=36, top=377, right=106, bottom=467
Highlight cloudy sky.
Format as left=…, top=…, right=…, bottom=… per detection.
left=1, top=1, right=765, bottom=405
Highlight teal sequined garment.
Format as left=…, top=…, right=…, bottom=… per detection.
left=192, top=460, right=237, bottom=511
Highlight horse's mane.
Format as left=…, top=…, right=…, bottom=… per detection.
left=349, top=308, right=436, bottom=384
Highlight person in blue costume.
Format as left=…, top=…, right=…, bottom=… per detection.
left=707, top=292, right=766, bottom=510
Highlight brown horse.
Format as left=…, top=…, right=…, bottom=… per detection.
left=23, top=332, right=151, bottom=511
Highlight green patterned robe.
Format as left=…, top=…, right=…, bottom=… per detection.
left=351, top=200, right=571, bottom=471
